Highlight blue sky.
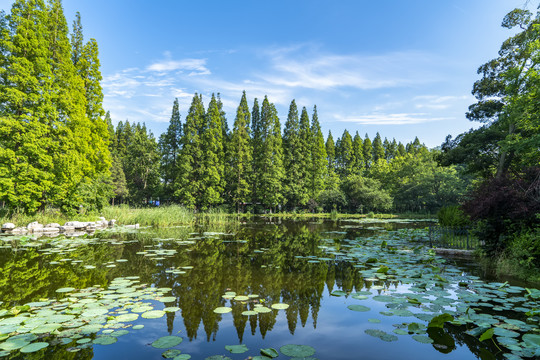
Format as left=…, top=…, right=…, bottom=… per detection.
left=0, top=0, right=533, bottom=147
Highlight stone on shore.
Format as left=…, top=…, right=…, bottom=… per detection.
left=1, top=223, right=16, bottom=232
left=27, top=222, right=44, bottom=231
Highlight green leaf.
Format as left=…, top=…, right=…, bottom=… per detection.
left=479, top=328, right=494, bottom=341
left=428, top=313, right=454, bottom=328
left=260, top=348, right=279, bottom=358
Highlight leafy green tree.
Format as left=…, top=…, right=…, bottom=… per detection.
left=0, top=0, right=55, bottom=212
left=257, top=97, right=284, bottom=211
left=352, top=131, right=364, bottom=174
left=363, top=134, right=373, bottom=169
left=372, top=132, right=385, bottom=162
left=200, top=94, right=225, bottom=208
left=175, top=94, right=205, bottom=208
left=298, top=106, right=313, bottom=201
left=341, top=175, right=392, bottom=213
left=336, top=130, right=354, bottom=177
left=283, top=100, right=309, bottom=208
left=251, top=98, right=263, bottom=205
left=309, top=106, right=327, bottom=200
left=397, top=142, right=406, bottom=157
left=110, top=154, right=128, bottom=205
left=441, top=8, right=540, bottom=178
left=324, top=131, right=340, bottom=190
left=124, top=123, right=160, bottom=204
left=228, top=91, right=252, bottom=212
left=158, top=98, right=182, bottom=200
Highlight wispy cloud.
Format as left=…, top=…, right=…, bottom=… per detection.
left=147, top=58, right=210, bottom=76
left=334, top=112, right=450, bottom=125
left=413, top=95, right=471, bottom=110
left=258, top=46, right=441, bottom=91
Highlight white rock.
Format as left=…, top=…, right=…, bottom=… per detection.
left=59, top=226, right=75, bottom=232
left=27, top=221, right=43, bottom=230
left=42, top=227, right=60, bottom=233
left=12, top=227, right=28, bottom=234
left=1, top=223, right=16, bottom=231
left=45, top=223, right=61, bottom=228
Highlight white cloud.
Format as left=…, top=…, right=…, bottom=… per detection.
left=258, top=46, right=441, bottom=91
left=413, top=95, right=471, bottom=110
left=147, top=58, right=210, bottom=75
left=334, top=113, right=450, bottom=125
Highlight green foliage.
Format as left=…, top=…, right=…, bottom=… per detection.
left=437, top=206, right=469, bottom=226
left=158, top=98, right=182, bottom=200
left=505, top=228, right=540, bottom=273
left=309, top=105, right=327, bottom=200
left=317, top=189, right=346, bottom=212
left=227, top=91, right=252, bottom=212
left=341, top=175, right=392, bottom=213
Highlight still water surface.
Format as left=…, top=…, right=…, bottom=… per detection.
left=0, top=218, right=538, bottom=359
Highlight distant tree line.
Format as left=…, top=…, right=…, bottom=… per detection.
left=108, top=93, right=469, bottom=214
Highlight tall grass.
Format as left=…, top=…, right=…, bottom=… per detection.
left=101, top=205, right=235, bottom=227
left=0, top=205, right=237, bottom=228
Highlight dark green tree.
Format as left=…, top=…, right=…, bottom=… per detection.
left=372, top=132, right=385, bottom=162
left=309, top=106, right=327, bottom=200
left=158, top=98, right=182, bottom=200
left=363, top=134, right=373, bottom=169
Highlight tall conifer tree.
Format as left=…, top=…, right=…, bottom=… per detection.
left=337, top=130, right=354, bottom=177
left=372, top=132, right=385, bottom=162
left=228, top=91, right=252, bottom=212
left=310, top=105, right=327, bottom=200
left=352, top=131, right=364, bottom=174
left=158, top=98, right=182, bottom=199
left=363, top=134, right=373, bottom=169
left=325, top=131, right=339, bottom=190
left=200, top=94, right=225, bottom=208
left=283, top=100, right=307, bottom=208
left=258, top=96, right=284, bottom=211
left=175, top=94, right=205, bottom=209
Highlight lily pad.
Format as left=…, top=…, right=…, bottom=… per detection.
left=20, top=342, right=49, bottom=353
left=347, top=305, right=370, bottom=312
left=412, top=335, right=434, bottom=344
left=204, top=356, right=232, bottom=360
left=280, top=344, right=316, bottom=357
left=93, top=336, right=117, bottom=345
left=225, top=344, right=249, bottom=353
left=152, top=335, right=183, bottom=349
left=271, top=303, right=289, bottom=310
left=260, top=347, right=279, bottom=358
left=162, top=349, right=182, bottom=358
left=56, top=287, right=76, bottom=293
left=142, top=310, right=166, bottom=319
left=115, top=313, right=139, bottom=322
left=364, top=329, right=398, bottom=342
left=213, top=307, right=232, bottom=314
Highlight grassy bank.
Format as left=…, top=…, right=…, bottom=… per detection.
left=259, top=211, right=434, bottom=220
left=0, top=205, right=238, bottom=228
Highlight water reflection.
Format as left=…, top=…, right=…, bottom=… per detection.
left=0, top=218, right=515, bottom=359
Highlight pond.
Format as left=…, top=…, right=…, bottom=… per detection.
left=0, top=218, right=538, bottom=360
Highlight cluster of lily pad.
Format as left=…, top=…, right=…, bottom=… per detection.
left=0, top=276, right=189, bottom=357
left=210, top=343, right=317, bottom=360
left=315, top=230, right=540, bottom=359
left=213, top=290, right=289, bottom=315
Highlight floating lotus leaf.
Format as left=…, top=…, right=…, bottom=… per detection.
left=56, top=287, right=76, bottom=293
left=225, top=344, right=249, bottom=353
left=241, top=310, right=258, bottom=316
left=93, top=336, right=117, bottom=345
left=30, top=323, right=62, bottom=334
left=280, top=344, right=316, bottom=357
left=76, top=338, right=91, bottom=344
left=81, top=308, right=108, bottom=317
left=141, top=310, right=165, bottom=319
left=173, top=355, right=191, bottom=360
left=115, top=313, right=139, bottom=322
left=0, top=338, right=31, bottom=350
left=160, top=297, right=176, bottom=303
left=254, top=307, right=272, bottom=313
left=164, top=307, right=180, bottom=312
left=131, top=305, right=154, bottom=313
left=523, top=334, right=540, bottom=347
left=204, top=356, right=231, bottom=360
left=162, top=349, right=182, bottom=358
left=19, top=342, right=49, bottom=353
left=412, top=335, right=433, bottom=344
left=368, top=318, right=381, bottom=323
left=213, top=307, right=232, bottom=314
left=234, top=295, right=249, bottom=301
left=110, top=330, right=129, bottom=337
left=151, top=335, right=183, bottom=349
left=271, top=303, right=289, bottom=310
left=132, top=325, right=144, bottom=330
left=260, top=347, right=279, bottom=358
left=364, top=329, right=398, bottom=342
left=347, top=305, right=370, bottom=312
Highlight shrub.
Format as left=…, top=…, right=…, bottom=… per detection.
left=462, top=167, right=540, bottom=256
left=437, top=206, right=470, bottom=226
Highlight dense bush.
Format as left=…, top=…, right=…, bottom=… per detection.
left=462, top=167, right=540, bottom=256
left=317, top=189, right=347, bottom=212
left=506, top=228, right=540, bottom=272
left=341, top=175, right=392, bottom=213
left=437, top=206, right=470, bottom=226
